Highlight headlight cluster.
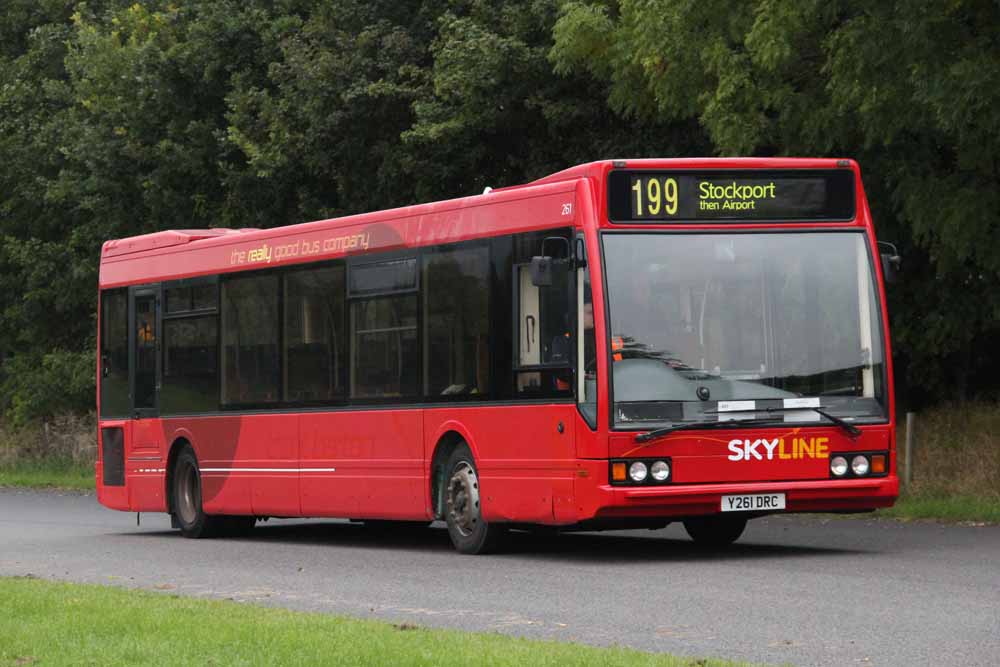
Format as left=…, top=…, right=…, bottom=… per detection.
left=611, top=458, right=672, bottom=485
left=830, top=452, right=888, bottom=478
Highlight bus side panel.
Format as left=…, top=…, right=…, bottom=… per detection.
left=128, top=472, right=167, bottom=512
left=96, top=474, right=131, bottom=511
left=163, top=416, right=252, bottom=516
left=573, top=414, right=607, bottom=460
left=243, top=414, right=300, bottom=517
left=425, top=404, right=578, bottom=525
left=127, top=417, right=167, bottom=512
left=300, top=409, right=425, bottom=520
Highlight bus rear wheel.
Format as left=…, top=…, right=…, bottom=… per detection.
left=683, top=515, right=747, bottom=547
left=172, top=445, right=253, bottom=538
left=443, top=445, right=506, bottom=554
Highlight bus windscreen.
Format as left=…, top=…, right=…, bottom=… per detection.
left=607, top=169, right=855, bottom=222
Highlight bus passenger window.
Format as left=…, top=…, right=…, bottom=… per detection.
left=165, top=283, right=217, bottom=314
left=348, top=257, right=419, bottom=399
left=222, top=274, right=280, bottom=405
left=162, top=316, right=218, bottom=413
left=423, top=244, right=489, bottom=397
left=285, top=264, right=346, bottom=402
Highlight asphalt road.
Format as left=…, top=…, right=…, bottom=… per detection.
left=1, top=489, right=997, bottom=666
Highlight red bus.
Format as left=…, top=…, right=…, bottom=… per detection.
left=96, top=158, right=898, bottom=554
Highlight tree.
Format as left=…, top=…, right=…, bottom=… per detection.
left=1, top=0, right=995, bottom=421
left=404, top=0, right=706, bottom=200
left=551, top=0, right=1000, bottom=403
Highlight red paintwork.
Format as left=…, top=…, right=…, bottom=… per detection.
left=96, top=158, right=897, bottom=527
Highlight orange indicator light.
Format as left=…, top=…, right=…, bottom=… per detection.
left=871, top=455, right=886, bottom=474
left=612, top=462, right=626, bottom=481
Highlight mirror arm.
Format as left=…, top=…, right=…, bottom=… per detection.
left=574, top=237, right=587, bottom=268
left=541, top=236, right=571, bottom=260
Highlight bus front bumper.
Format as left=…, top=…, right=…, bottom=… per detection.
left=581, top=475, right=899, bottom=522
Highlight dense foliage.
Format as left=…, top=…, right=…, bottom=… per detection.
left=0, top=0, right=996, bottom=422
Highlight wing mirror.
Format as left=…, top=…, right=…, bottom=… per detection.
left=529, top=256, right=553, bottom=286
left=530, top=236, right=576, bottom=287
left=878, top=242, right=901, bottom=284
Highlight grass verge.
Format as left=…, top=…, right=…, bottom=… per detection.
left=0, top=577, right=748, bottom=667
left=880, top=402, right=1000, bottom=524
left=0, top=460, right=93, bottom=491
left=878, top=494, right=1000, bottom=524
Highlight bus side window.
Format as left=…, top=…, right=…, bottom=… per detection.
left=423, top=244, right=490, bottom=397
left=221, top=274, right=280, bottom=405
left=347, top=257, right=419, bottom=399
left=578, top=252, right=598, bottom=428
left=161, top=280, right=219, bottom=415
left=516, top=263, right=542, bottom=369
left=513, top=251, right=574, bottom=395
left=99, top=288, right=129, bottom=417
left=514, top=261, right=573, bottom=371
left=284, top=264, right=347, bottom=402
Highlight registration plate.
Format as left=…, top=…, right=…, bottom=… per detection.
left=721, top=493, right=786, bottom=512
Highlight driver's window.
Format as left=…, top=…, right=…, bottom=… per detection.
left=515, top=263, right=572, bottom=369
left=508, top=230, right=574, bottom=397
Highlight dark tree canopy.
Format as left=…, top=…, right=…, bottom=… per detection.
left=0, top=0, right=996, bottom=422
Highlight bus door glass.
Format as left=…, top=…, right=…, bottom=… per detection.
left=513, top=249, right=574, bottom=392
left=130, top=286, right=160, bottom=417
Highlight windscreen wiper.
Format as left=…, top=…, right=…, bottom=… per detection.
left=634, top=406, right=862, bottom=445
left=703, top=405, right=862, bottom=439
left=798, top=407, right=863, bottom=439
left=634, top=417, right=788, bottom=444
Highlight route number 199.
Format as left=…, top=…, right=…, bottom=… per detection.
left=631, top=176, right=678, bottom=217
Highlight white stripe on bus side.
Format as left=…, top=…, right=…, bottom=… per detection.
left=199, top=468, right=337, bottom=473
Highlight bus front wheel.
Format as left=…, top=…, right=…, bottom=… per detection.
left=683, top=515, right=747, bottom=547
left=443, top=445, right=506, bottom=554
left=171, top=445, right=254, bottom=538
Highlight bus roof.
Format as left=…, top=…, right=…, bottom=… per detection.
left=98, top=176, right=582, bottom=286
left=99, top=157, right=863, bottom=287
left=526, top=157, right=855, bottom=187
left=101, top=178, right=580, bottom=261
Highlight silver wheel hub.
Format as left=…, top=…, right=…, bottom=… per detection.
left=446, top=462, right=481, bottom=537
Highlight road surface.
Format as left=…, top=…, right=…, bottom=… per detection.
left=1, top=489, right=997, bottom=666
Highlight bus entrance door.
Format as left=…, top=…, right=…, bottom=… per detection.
left=128, top=286, right=165, bottom=510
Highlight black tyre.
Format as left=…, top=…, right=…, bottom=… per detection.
left=443, top=445, right=506, bottom=554
left=683, top=515, right=748, bottom=547
left=171, top=445, right=253, bottom=538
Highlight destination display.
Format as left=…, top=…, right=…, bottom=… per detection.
left=606, top=169, right=855, bottom=222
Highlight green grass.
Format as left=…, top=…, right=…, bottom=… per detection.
left=0, top=577, right=748, bottom=667
left=878, top=494, right=1000, bottom=524
left=879, top=402, right=1000, bottom=524
left=0, top=460, right=93, bottom=491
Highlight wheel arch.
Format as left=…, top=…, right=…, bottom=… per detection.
left=428, top=423, right=480, bottom=520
